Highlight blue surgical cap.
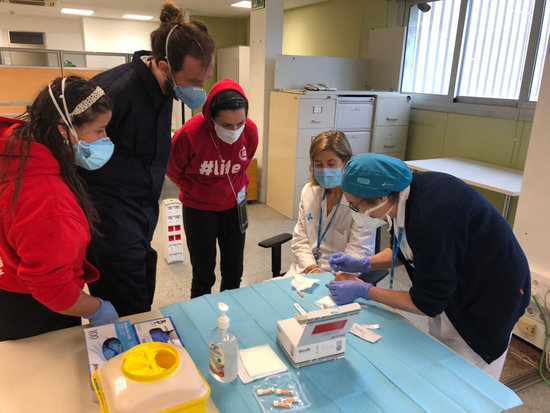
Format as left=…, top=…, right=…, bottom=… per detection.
left=342, top=153, right=412, bottom=198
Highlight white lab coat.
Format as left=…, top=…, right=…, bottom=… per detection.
left=288, top=183, right=375, bottom=274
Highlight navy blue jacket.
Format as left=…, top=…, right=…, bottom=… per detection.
left=399, top=172, right=530, bottom=363
left=80, top=51, right=173, bottom=213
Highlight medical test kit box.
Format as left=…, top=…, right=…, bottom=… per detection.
left=276, top=303, right=361, bottom=368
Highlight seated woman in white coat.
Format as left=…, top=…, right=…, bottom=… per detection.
left=288, top=130, right=375, bottom=275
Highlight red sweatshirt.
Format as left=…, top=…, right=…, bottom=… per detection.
left=0, top=117, right=99, bottom=311
left=166, top=79, right=258, bottom=211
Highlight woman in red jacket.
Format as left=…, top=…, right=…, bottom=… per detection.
left=167, top=79, right=258, bottom=297
left=0, top=76, right=119, bottom=340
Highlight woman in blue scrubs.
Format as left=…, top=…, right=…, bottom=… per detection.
left=327, top=153, right=530, bottom=379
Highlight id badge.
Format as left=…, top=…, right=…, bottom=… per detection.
left=237, top=186, right=248, bottom=233
left=312, top=247, right=321, bottom=263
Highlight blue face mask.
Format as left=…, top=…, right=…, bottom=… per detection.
left=173, top=85, right=206, bottom=109
left=314, top=167, right=342, bottom=189
left=73, top=137, right=114, bottom=170
left=164, top=25, right=207, bottom=109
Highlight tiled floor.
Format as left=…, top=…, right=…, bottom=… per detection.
left=152, top=179, right=550, bottom=412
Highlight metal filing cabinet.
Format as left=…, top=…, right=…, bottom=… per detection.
left=267, top=91, right=337, bottom=219
left=370, top=92, right=410, bottom=160
left=335, top=96, right=374, bottom=155
left=267, top=90, right=410, bottom=219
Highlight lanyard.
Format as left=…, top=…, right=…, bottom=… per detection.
left=209, top=131, right=239, bottom=203
left=390, top=226, right=404, bottom=290
left=317, top=190, right=341, bottom=250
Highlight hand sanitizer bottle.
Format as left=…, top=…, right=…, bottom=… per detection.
left=209, top=302, right=238, bottom=383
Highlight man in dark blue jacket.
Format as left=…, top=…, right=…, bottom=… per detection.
left=326, top=153, right=530, bottom=379
left=79, top=6, right=214, bottom=316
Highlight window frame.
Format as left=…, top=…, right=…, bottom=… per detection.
left=400, top=0, right=547, bottom=121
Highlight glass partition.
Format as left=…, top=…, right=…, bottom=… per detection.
left=0, top=48, right=60, bottom=67
left=62, top=52, right=128, bottom=70
left=0, top=47, right=131, bottom=70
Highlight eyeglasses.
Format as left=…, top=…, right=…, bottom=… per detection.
left=349, top=199, right=389, bottom=214
left=348, top=201, right=359, bottom=212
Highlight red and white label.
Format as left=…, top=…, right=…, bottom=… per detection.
left=311, top=320, right=347, bottom=335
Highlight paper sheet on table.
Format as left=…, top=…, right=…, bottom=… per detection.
left=238, top=344, right=287, bottom=384
left=315, top=294, right=337, bottom=309
left=290, top=274, right=318, bottom=292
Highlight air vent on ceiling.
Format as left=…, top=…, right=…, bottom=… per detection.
left=0, top=0, right=56, bottom=6
left=9, top=31, right=45, bottom=46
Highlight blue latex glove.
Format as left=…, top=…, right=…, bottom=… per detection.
left=87, top=298, right=118, bottom=327
left=329, top=252, right=372, bottom=273
left=325, top=281, right=372, bottom=305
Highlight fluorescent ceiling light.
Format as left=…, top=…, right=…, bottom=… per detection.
left=123, top=14, right=154, bottom=21
left=61, top=8, right=94, bottom=16
left=231, top=1, right=251, bottom=8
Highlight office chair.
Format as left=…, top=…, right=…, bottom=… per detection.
left=258, top=228, right=389, bottom=285
left=258, top=233, right=293, bottom=277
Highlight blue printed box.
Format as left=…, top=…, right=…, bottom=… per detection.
left=83, top=320, right=139, bottom=384
left=132, top=316, right=184, bottom=347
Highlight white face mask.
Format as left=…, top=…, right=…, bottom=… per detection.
left=214, top=122, right=245, bottom=145
left=351, top=199, right=390, bottom=230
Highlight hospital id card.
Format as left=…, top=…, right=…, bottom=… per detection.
left=237, top=186, right=248, bottom=233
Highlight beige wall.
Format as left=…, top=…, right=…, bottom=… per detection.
left=281, top=0, right=531, bottom=223
left=406, top=109, right=532, bottom=224
left=191, top=15, right=250, bottom=95
left=282, top=0, right=399, bottom=58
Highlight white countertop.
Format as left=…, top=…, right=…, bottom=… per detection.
left=405, top=157, right=523, bottom=196
left=275, top=89, right=408, bottom=97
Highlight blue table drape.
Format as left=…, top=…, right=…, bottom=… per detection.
left=161, top=273, right=522, bottom=412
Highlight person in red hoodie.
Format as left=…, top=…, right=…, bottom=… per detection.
left=167, top=79, right=258, bottom=298
left=0, top=76, right=119, bottom=340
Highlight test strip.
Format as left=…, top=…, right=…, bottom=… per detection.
left=293, top=303, right=307, bottom=316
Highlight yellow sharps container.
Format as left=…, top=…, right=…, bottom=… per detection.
left=92, top=342, right=210, bottom=413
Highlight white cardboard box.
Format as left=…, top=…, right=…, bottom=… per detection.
left=276, top=303, right=360, bottom=368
